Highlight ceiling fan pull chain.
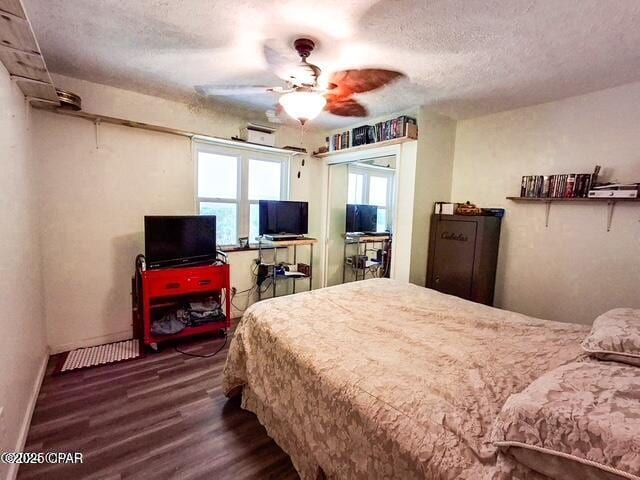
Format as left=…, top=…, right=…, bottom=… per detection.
left=297, top=123, right=306, bottom=179
left=301, top=123, right=306, bottom=165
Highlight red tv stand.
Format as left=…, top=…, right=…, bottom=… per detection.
left=139, top=262, right=231, bottom=349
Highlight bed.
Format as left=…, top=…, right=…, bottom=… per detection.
left=222, top=278, right=590, bottom=479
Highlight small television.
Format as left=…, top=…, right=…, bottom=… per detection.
left=144, top=215, right=217, bottom=269
left=346, top=204, right=378, bottom=233
left=259, top=200, right=308, bottom=236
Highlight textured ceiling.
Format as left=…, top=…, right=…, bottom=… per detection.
left=23, top=0, right=640, bottom=128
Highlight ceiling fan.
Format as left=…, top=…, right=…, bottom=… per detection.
left=195, top=38, right=406, bottom=124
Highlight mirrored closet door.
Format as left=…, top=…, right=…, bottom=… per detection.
left=325, top=156, right=395, bottom=287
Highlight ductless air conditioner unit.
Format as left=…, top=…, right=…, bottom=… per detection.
left=239, top=123, right=276, bottom=147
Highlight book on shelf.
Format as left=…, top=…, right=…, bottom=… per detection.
left=325, top=115, right=417, bottom=152
left=520, top=173, right=594, bottom=199
left=326, top=131, right=351, bottom=151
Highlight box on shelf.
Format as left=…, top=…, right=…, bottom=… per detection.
left=239, top=123, right=276, bottom=147
left=588, top=186, right=638, bottom=198
left=434, top=202, right=455, bottom=215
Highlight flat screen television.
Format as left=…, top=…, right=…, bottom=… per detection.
left=259, top=200, right=308, bottom=236
left=144, top=215, right=217, bottom=269
left=346, top=204, right=378, bottom=233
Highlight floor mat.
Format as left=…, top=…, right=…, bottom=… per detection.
left=56, top=339, right=143, bottom=374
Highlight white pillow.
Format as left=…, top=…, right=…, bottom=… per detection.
left=492, top=360, right=640, bottom=480
left=582, top=308, right=640, bottom=367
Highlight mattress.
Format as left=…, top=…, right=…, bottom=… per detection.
left=223, top=279, right=590, bottom=479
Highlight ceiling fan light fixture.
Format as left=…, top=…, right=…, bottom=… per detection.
left=278, top=89, right=326, bottom=124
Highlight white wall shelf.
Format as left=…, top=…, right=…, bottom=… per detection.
left=506, top=196, right=640, bottom=231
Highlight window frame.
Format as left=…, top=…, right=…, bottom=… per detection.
left=194, top=141, right=290, bottom=246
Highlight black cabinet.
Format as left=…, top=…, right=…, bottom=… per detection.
left=426, top=214, right=501, bottom=306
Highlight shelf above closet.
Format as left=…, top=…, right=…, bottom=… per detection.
left=313, top=135, right=417, bottom=158
left=506, top=196, right=640, bottom=231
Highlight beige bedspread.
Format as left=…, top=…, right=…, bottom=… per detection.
left=222, top=279, right=589, bottom=479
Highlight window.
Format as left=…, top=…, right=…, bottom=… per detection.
left=195, top=142, right=289, bottom=245
left=248, top=159, right=283, bottom=242
left=197, top=152, right=239, bottom=245
left=347, top=164, right=394, bottom=232
left=348, top=173, right=364, bottom=204
left=368, top=176, right=389, bottom=232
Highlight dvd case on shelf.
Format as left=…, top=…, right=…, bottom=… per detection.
left=325, top=115, right=417, bottom=152
left=519, top=173, right=594, bottom=198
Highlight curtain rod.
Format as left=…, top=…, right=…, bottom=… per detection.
left=31, top=104, right=305, bottom=156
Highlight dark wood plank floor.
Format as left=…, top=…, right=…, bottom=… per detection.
left=18, top=334, right=299, bottom=480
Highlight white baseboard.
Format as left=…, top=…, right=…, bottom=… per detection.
left=49, top=329, right=133, bottom=355
left=7, top=352, right=49, bottom=480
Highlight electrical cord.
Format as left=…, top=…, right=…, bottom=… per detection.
left=174, top=332, right=228, bottom=358
left=231, top=284, right=258, bottom=312
left=259, top=278, right=275, bottom=294
left=226, top=251, right=295, bottom=312
left=233, top=285, right=255, bottom=295
left=230, top=262, right=260, bottom=312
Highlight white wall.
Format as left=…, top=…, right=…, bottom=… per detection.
left=409, top=109, right=457, bottom=285
left=34, top=75, right=326, bottom=353
left=0, top=64, right=48, bottom=478
left=391, top=141, right=419, bottom=282
left=452, top=81, right=640, bottom=324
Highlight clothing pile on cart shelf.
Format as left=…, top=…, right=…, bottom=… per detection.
left=151, top=297, right=224, bottom=335
left=151, top=308, right=189, bottom=336
left=188, top=298, right=224, bottom=326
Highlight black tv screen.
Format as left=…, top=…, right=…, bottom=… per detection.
left=144, top=216, right=217, bottom=269
left=259, top=200, right=308, bottom=235
left=346, top=204, right=378, bottom=233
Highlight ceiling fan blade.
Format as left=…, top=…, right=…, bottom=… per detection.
left=328, top=69, right=405, bottom=94
left=263, top=41, right=322, bottom=87
left=195, top=84, right=283, bottom=96
left=325, top=96, right=368, bottom=117
left=263, top=42, right=300, bottom=82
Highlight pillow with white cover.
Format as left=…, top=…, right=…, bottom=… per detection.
left=492, top=359, right=640, bottom=480
left=582, top=308, right=640, bottom=367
